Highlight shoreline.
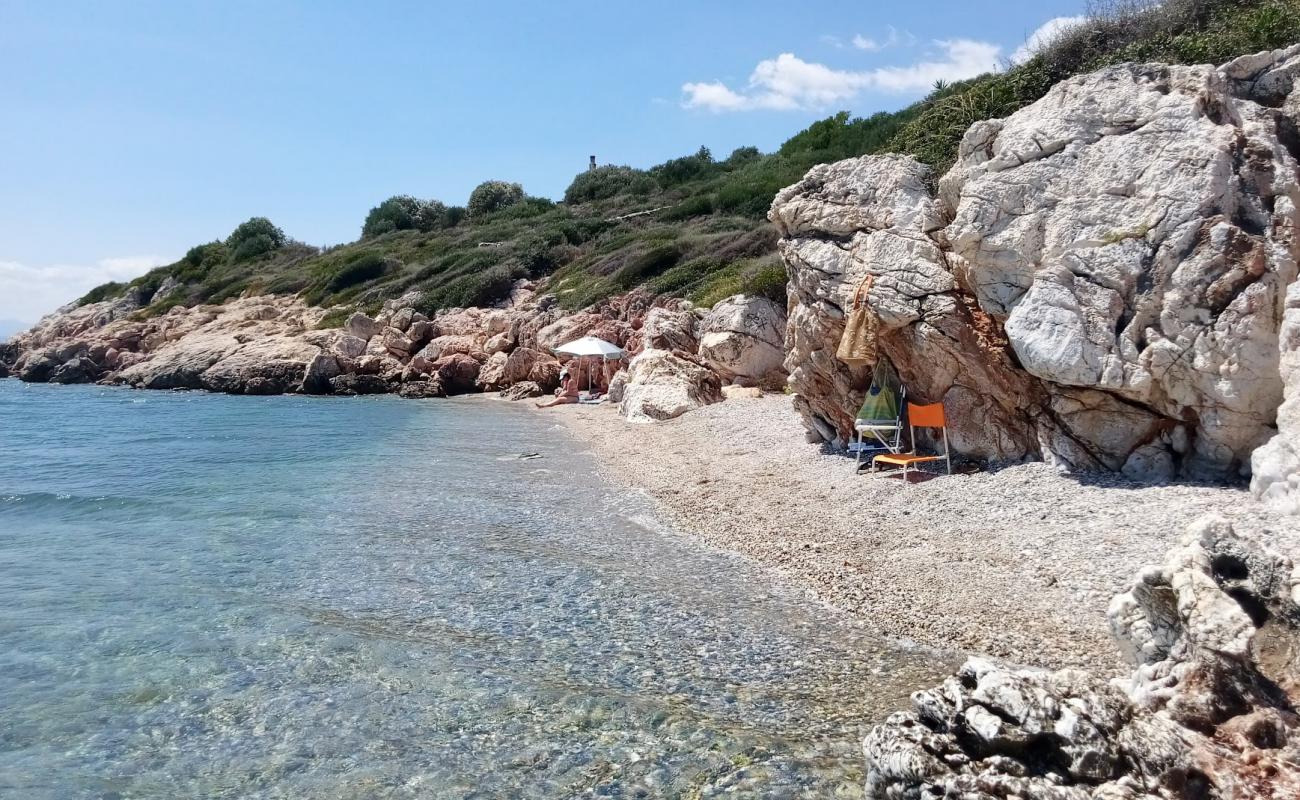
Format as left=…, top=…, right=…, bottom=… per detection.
left=543, top=392, right=1298, bottom=674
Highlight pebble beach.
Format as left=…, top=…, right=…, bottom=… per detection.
left=551, top=393, right=1299, bottom=674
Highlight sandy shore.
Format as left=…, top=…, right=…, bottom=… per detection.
left=543, top=393, right=1296, bottom=674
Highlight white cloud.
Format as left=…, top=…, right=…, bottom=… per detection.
left=851, top=34, right=882, bottom=52
left=851, top=26, right=914, bottom=52
left=681, top=39, right=1002, bottom=112
left=1011, top=15, right=1090, bottom=64
left=0, top=255, right=171, bottom=324
left=820, top=34, right=844, bottom=49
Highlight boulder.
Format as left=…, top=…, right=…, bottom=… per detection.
left=199, top=337, right=321, bottom=394
left=301, top=352, right=341, bottom=394
left=416, top=335, right=480, bottom=362
left=406, top=319, right=432, bottom=348
left=397, top=379, right=445, bottom=399
left=433, top=353, right=481, bottom=395
left=501, top=381, right=543, bottom=401
left=379, top=326, right=414, bottom=358
left=17, top=350, right=60, bottom=383
left=333, top=334, right=367, bottom=359
left=641, top=307, right=699, bottom=352
left=344, top=312, right=382, bottom=341
left=1252, top=278, right=1300, bottom=512
left=771, top=54, right=1300, bottom=477
left=48, top=355, right=100, bottom=384
left=607, top=369, right=628, bottom=404
left=535, top=312, right=604, bottom=351
left=864, top=516, right=1300, bottom=799
left=389, top=307, right=415, bottom=332
left=329, top=373, right=389, bottom=395
left=475, top=351, right=509, bottom=390
left=698, top=295, right=787, bottom=389
left=619, top=348, right=722, bottom=423
left=483, top=330, right=514, bottom=354
left=721, top=384, right=763, bottom=400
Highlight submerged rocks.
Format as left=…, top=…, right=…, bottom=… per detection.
left=697, top=295, right=787, bottom=389
left=619, top=348, right=722, bottom=423
left=772, top=51, right=1300, bottom=480
left=863, top=516, right=1300, bottom=799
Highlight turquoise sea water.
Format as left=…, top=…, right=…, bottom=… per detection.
left=0, top=381, right=948, bottom=799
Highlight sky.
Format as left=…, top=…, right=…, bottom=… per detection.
left=0, top=0, right=1087, bottom=324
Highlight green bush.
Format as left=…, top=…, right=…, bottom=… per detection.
left=414, top=264, right=521, bottom=313
left=663, top=194, right=714, bottom=221
left=362, top=195, right=449, bottom=238
left=613, top=244, right=682, bottom=289
left=77, top=281, right=128, bottom=306
left=226, top=217, right=286, bottom=262
left=316, top=306, right=353, bottom=329
left=467, top=180, right=524, bottom=217
left=564, top=165, right=650, bottom=203
left=327, top=252, right=390, bottom=292
left=738, top=260, right=788, bottom=304
left=651, top=146, right=717, bottom=187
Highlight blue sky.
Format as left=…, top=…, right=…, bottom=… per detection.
left=0, top=0, right=1086, bottom=324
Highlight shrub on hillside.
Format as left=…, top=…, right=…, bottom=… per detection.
left=662, top=194, right=714, bottom=221
left=362, top=195, right=450, bottom=238
left=327, top=252, right=391, bottom=292
left=77, top=281, right=128, bottom=306
left=226, top=217, right=286, bottom=263
left=467, top=181, right=524, bottom=217
left=651, top=146, right=717, bottom=187
left=612, top=243, right=682, bottom=289
left=414, top=265, right=521, bottom=314
left=563, top=165, right=650, bottom=203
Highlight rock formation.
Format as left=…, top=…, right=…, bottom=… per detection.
left=1, top=277, right=778, bottom=425
left=698, top=294, right=788, bottom=389
left=619, top=348, right=723, bottom=422
left=863, top=515, right=1300, bottom=799
left=772, top=48, right=1300, bottom=483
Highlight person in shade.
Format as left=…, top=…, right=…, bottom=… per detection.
left=535, top=365, right=582, bottom=408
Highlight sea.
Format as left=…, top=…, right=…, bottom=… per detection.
left=0, top=380, right=949, bottom=799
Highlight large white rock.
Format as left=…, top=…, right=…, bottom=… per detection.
left=618, top=348, right=722, bottom=423
left=772, top=54, right=1300, bottom=479
left=1252, top=279, right=1300, bottom=512
left=943, top=61, right=1299, bottom=479
left=697, top=294, right=787, bottom=389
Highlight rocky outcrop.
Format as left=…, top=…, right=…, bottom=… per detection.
left=772, top=50, right=1300, bottom=481
left=1253, top=279, right=1300, bottom=512
left=641, top=306, right=699, bottom=352
left=697, top=294, right=787, bottom=389
left=3, top=232, right=776, bottom=427
left=619, top=348, right=722, bottom=422
left=863, top=516, right=1300, bottom=799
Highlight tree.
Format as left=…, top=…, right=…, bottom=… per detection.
left=225, top=217, right=286, bottom=262
left=466, top=180, right=524, bottom=217
left=361, top=195, right=450, bottom=238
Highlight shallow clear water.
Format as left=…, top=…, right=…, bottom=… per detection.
left=0, top=381, right=950, bottom=799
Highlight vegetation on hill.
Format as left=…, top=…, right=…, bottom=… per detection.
left=76, top=0, right=1299, bottom=323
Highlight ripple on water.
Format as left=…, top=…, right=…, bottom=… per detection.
left=0, top=383, right=955, bottom=798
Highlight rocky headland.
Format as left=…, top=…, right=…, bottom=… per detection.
left=4, top=43, right=1300, bottom=800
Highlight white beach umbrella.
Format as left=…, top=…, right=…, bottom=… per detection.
left=553, top=336, right=624, bottom=393
left=552, top=336, right=624, bottom=360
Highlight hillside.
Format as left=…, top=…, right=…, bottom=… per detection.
left=68, top=0, right=1300, bottom=327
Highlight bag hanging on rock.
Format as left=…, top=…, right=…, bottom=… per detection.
left=836, top=274, right=878, bottom=368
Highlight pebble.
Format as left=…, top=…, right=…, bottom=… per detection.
left=556, top=396, right=1299, bottom=673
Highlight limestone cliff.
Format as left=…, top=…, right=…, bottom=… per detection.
left=772, top=46, right=1300, bottom=491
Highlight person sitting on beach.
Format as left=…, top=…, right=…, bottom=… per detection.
left=535, top=366, right=581, bottom=408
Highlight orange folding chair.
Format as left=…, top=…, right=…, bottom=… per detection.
left=871, top=402, right=951, bottom=479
